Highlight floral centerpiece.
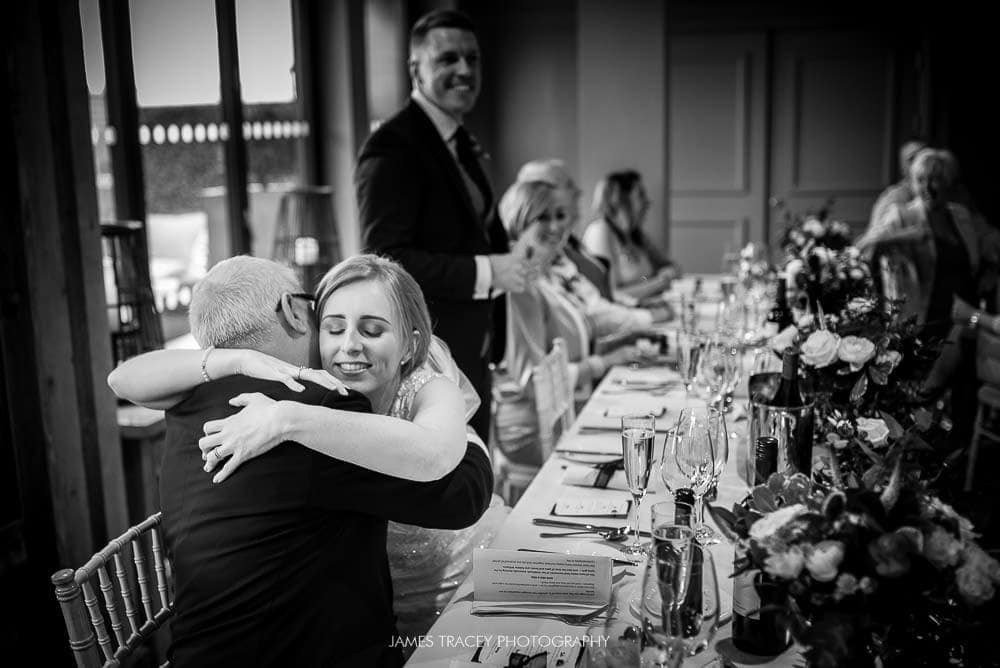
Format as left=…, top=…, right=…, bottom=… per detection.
left=712, top=471, right=1000, bottom=667
left=768, top=296, right=949, bottom=488
left=777, top=201, right=873, bottom=316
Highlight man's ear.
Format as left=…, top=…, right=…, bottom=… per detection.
left=278, top=294, right=311, bottom=337
left=408, top=57, right=420, bottom=86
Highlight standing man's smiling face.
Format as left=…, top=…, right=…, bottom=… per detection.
left=410, top=27, right=481, bottom=120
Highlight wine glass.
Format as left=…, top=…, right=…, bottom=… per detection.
left=639, top=534, right=720, bottom=668
left=695, top=337, right=740, bottom=409
left=668, top=407, right=728, bottom=544
left=621, top=413, right=656, bottom=556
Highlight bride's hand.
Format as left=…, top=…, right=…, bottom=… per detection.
left=199, top=393, right=289, bottom=483
left=234, top=350, right=348, bottom=395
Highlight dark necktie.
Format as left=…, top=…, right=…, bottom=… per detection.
left=453, top=126, right=493, bottom=214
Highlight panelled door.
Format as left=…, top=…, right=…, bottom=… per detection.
left=669, top=33, right=767, bottom=274
left=669, top=30, right=897, bottom=271
left=768, top=30, right=896, bottom=240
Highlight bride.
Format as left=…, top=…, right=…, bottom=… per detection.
left=108, top=254, right=508, bottom=642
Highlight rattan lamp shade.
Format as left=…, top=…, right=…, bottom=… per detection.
left=101, top=221, right=163, bottom=366
left=271, top=186, right=341, bottom=291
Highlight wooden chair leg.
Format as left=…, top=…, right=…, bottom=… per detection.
left=965, top=402, right=987, bottom=493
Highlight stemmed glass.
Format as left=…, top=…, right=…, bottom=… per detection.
left=620, top=413, right=656, bottom=556
left=639, top=531, right=720, bottom=667
left=665, top=407, right=728, bottom=544
left=676, top=330, right=703, bottom=395
left=695, top=337, right=741, bottom=409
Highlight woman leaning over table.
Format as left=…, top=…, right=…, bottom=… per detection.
left=494, top=180, right=643, bottom=467
left=108, top=254, right=508, bottom=645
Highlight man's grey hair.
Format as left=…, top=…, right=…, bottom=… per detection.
left=189, top=256, right=301, bottom=349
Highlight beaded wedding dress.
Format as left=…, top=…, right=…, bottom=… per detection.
left=386, top=339, right=508, bottom=642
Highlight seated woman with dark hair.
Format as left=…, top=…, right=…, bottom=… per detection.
left=582, top=169, right=679, bottom=303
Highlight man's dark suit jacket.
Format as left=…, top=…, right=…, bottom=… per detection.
left=160, top=376, right=493, bottom=667
left=356, top=101, right=509, bottom=435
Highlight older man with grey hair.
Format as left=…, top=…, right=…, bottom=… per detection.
left=148, top=256, right=492, bottom=667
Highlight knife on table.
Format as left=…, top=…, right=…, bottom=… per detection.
left=532, top=518, right=652, bottom=537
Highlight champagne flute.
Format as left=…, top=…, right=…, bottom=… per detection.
left=620, top=414, right=655, bottom=556
left=639, top=535, right=720, bottom=668
left=676, top=330, right=703, bottom=395
left=695, top=337, right=740, bottom=409
left=669, top=407, right=728, bottom=544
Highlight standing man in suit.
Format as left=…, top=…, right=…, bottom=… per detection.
left=356, top=9, right=535, bottom=440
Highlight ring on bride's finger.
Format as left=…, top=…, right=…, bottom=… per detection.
left=296, top=366, right=306, bottom=381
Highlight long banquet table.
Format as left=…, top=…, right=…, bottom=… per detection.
left=407, top=354, right=802, bottom=667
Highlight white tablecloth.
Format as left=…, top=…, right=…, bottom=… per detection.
left=406, top=357, right=801, bottom=667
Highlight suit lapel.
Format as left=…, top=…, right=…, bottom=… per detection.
left=948, top=202, right=980, bottom=275
left=405, top=102, right=490, bottom=244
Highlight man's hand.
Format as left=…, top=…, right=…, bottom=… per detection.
left=489, top=250, right=538, bottom=293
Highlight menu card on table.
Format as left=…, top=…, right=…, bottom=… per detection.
left=472, top=549, right=612, bottom=617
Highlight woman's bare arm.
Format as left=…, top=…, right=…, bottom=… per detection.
left=108, top=348, right=346, bottom=410
left=200, top=376, right=469, bottom=483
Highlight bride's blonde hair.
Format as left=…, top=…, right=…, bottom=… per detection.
left=314, top=254, right=432, bottom=378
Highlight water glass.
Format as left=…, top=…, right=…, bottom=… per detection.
left=639, top=536, right=720, bottom=668
left=668, top=407, right=728, bottom=544
left=651, top=500, right=696, bottom=532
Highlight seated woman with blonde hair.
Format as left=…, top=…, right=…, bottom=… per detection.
left=494, top=180, right=642, bottom=467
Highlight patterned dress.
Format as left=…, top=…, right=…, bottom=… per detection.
left=385, top=365, right=508, bottom=643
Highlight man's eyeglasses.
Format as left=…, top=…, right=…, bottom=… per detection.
left=275, top=293, right=317, bottom=312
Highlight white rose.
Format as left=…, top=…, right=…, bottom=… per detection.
left=796, top=313, right=815, bottom=329
left=803, top=218, right=825, bottom=237
left=770, top=326, right=799, bottom=354
left=764, top=546, right=806, bottom=579
left=876, top=350, right=902, bottom=373
left=856, top=417, right=890, bottom=447
left=785, top=259, right=804, bottom=285
left=800, top=330, right=840, bottom=368
left=923, top=527, right=963, bottom=569
left=833, top=572, right=859, bottom=600
left=749, top=503, right=808, bottom=542
left=805, top=540, right=845, bottom=582
left=837, top=336, right=876, bottom=371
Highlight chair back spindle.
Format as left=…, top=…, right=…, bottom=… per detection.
left=51, top=512, right=174, bottom=668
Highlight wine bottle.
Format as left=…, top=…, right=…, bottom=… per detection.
left=732, top=437, right=791, bottom=656
left=731, top=560, right=791, bottom=655
left=766, top=276, right=794, bottom=332
left=754, top=436, right=778, bottom=485
left=771, top=347, right=804, bottom=407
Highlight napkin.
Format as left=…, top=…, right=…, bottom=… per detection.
left=561, top=461, right=629, bottom=490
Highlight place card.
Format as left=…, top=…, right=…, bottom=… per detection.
left=472, top=549, right=612, bottom=616
left=551, top=494, right=629, bottom=517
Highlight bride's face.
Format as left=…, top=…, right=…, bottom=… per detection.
left=318, top=279, right=407, bottom=405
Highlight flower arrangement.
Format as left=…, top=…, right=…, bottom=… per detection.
left=712, top=471, right=1000, bottom=667
left=737, top=242, right=774, bottom=289
left=768, top=289, right=949, bottom=488
left=777, top=201, right=874, bottom=316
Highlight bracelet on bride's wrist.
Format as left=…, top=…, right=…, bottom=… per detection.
left=201, top=346, right=215, bottom=383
